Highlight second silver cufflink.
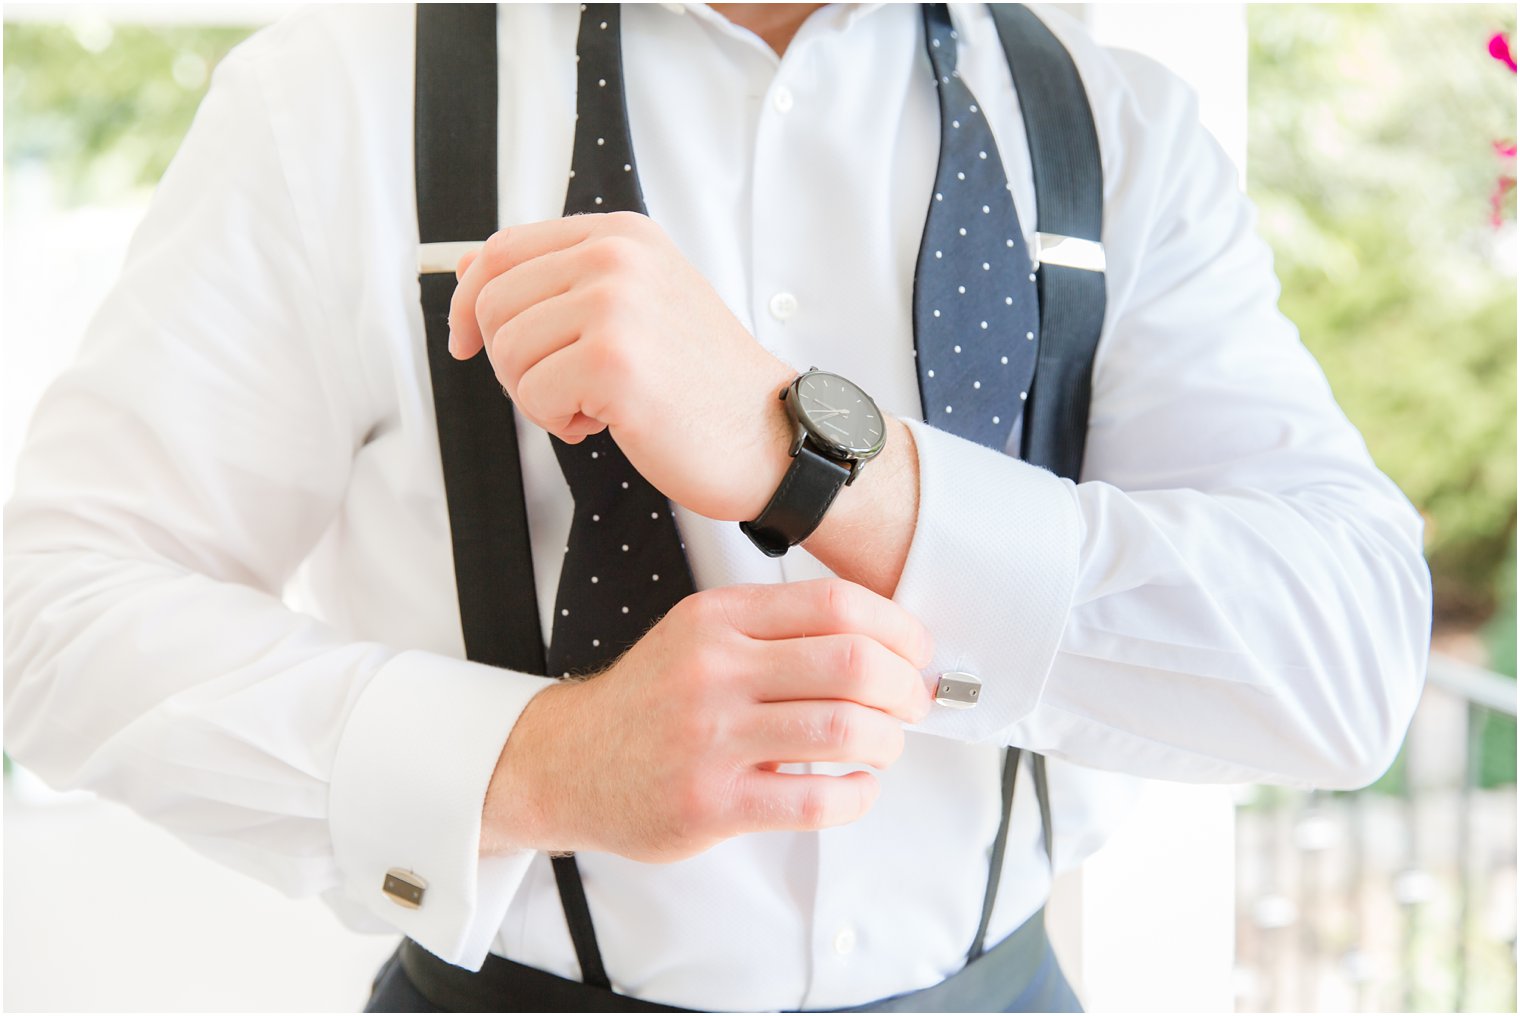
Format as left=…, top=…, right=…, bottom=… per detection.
left=934, top=671, right=982, bottom=709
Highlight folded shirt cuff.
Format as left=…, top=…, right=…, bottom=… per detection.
left=895, top=416, right=1082, bottom=743
left=329, top=647, right=559, bottom=970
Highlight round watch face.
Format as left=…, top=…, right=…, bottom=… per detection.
left=793, top=371, right=887, bottom=459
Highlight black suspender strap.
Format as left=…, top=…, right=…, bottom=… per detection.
left=967, top=747, right=1021, bottom=962
left=414, top=3, right=610, bottom=990
left=1031, top=751, right=1054, bottom=866
left=978, top=3, right=1109, bottom=900
left=415, top=4, right=543, bottom=676
left=966, top=746, right=1058, bottom=963
left=991, top=3, right=1107, bottom=483
left=550, top=853, right=611, bottom=990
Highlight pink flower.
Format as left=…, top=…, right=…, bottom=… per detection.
left=1490, top=32, right=1516, bottom=73
left=1489, top=33, right=1516, bottom=226
left=1491, top=176, right=1515, bottom=228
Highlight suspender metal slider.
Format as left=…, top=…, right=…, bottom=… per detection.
left=1030, top=231, right=1106, bottom=273
left=418, top=241, right=484, bottom=275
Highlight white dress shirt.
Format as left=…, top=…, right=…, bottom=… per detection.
left=2, top=2, right=1432, bottom=1011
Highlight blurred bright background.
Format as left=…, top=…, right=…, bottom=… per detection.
left=3, top=3, right=1516, bottom=1012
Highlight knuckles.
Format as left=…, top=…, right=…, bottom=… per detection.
left=796, top=782, right=830, bottom=830
left=822, top=703, right=855, bottom=752
left=583, top=234, right=644, bottom=275
left=678, top=588, right=742, bottom=640
left=582, top=323, right=637, bottom=380
left=597, top=210, right=662, bottom=248
left=492, top=321, right=530, bottom=386
left=820, top=578, right=864, bottom=632
left=671, top=770, right=716, bottom=833
left=602, top=208, right=654, bottom=234
left=833, top=634, right=875, bottom=691
left=482, top=227, right=514, bottom=269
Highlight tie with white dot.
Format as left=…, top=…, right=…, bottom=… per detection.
left=915, top=3, right=1039, bottom=452
left=546, top=3, right=696, bottom=680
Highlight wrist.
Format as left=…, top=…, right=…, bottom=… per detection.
left=802, top=414, right=919, bottom=595
left=480, top=680, right=577, bottom=855
left=739, top=361, right=803, bottom=521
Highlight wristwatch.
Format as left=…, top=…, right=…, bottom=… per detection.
left=740, top=367, right=888, bottom=557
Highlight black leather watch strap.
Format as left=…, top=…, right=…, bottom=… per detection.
left=739, top=444, right=852, bottom=557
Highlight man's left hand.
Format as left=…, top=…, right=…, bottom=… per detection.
left=447, top=211, right=797, bottom=522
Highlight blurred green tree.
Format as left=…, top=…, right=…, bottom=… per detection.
left=1248, top=4, right=1518, bottom=627
left=4, top=19, right=251, bottom=208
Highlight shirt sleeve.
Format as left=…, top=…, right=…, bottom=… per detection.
left=0, top=35, right=551, bottom=971
left=895, top=48, right=1432, bottom=790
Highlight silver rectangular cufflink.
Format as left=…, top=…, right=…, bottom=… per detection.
left=382, top=867, right=427, bottom=909
left=934, top=672, right=983, bottom=710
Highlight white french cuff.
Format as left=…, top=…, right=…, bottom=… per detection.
left=329, top=648, right=560, bottom=970
left=894, top=417, right=1082, bottom=744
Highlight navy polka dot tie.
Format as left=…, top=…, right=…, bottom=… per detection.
left=915, top=3, right=1039, bottom=453
left=546, top=2, right=1039, bottom=678
left=546, top=4, right=695, bottom=679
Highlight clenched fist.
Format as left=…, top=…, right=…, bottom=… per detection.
left=448, top=211, right=799, bottom=523
left=481, top=578, right=936, bottom=863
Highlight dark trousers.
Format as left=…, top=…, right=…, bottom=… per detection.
left=363, top=932, right=1083, bottom=1013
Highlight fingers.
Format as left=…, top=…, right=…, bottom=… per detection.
left=716, top=578, right=933, bottom=670
left=447, top=216, right=600, bottom=358
left=468, top=245, right=584, bottom=362
left=515, top=340, right=615, bottom=438
left=728, top=769, right=880, bottom=834
left=486, top=289, right=583, bottom=398
left=736, top=700, right=907, bottom=769
left=448, top=211, right=651, bottom=359
left=749, top=634, right=931, bottom=724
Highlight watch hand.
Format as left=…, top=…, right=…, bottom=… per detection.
left=818, top=418, right=852, bottom=437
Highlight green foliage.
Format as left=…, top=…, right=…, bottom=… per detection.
left=4, top=20, right=253, bottom=209
left=1479, top=533, right=1516, bottom=787
left=1248, top=4, right=1518, bottom=625
left=1484, top=533, right=1517, bottom=678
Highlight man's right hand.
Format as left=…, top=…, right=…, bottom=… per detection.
left=480, top=578, right=936, bottom=863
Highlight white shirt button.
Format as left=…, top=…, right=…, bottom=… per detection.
left=772, top=85, right=795, bottom=114
left=832, top=926, right=857, bottom=955
left=768, top=291, right=798, bottom=321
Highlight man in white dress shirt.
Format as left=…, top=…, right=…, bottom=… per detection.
left=3, top=2, right=1431, bottom=1012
